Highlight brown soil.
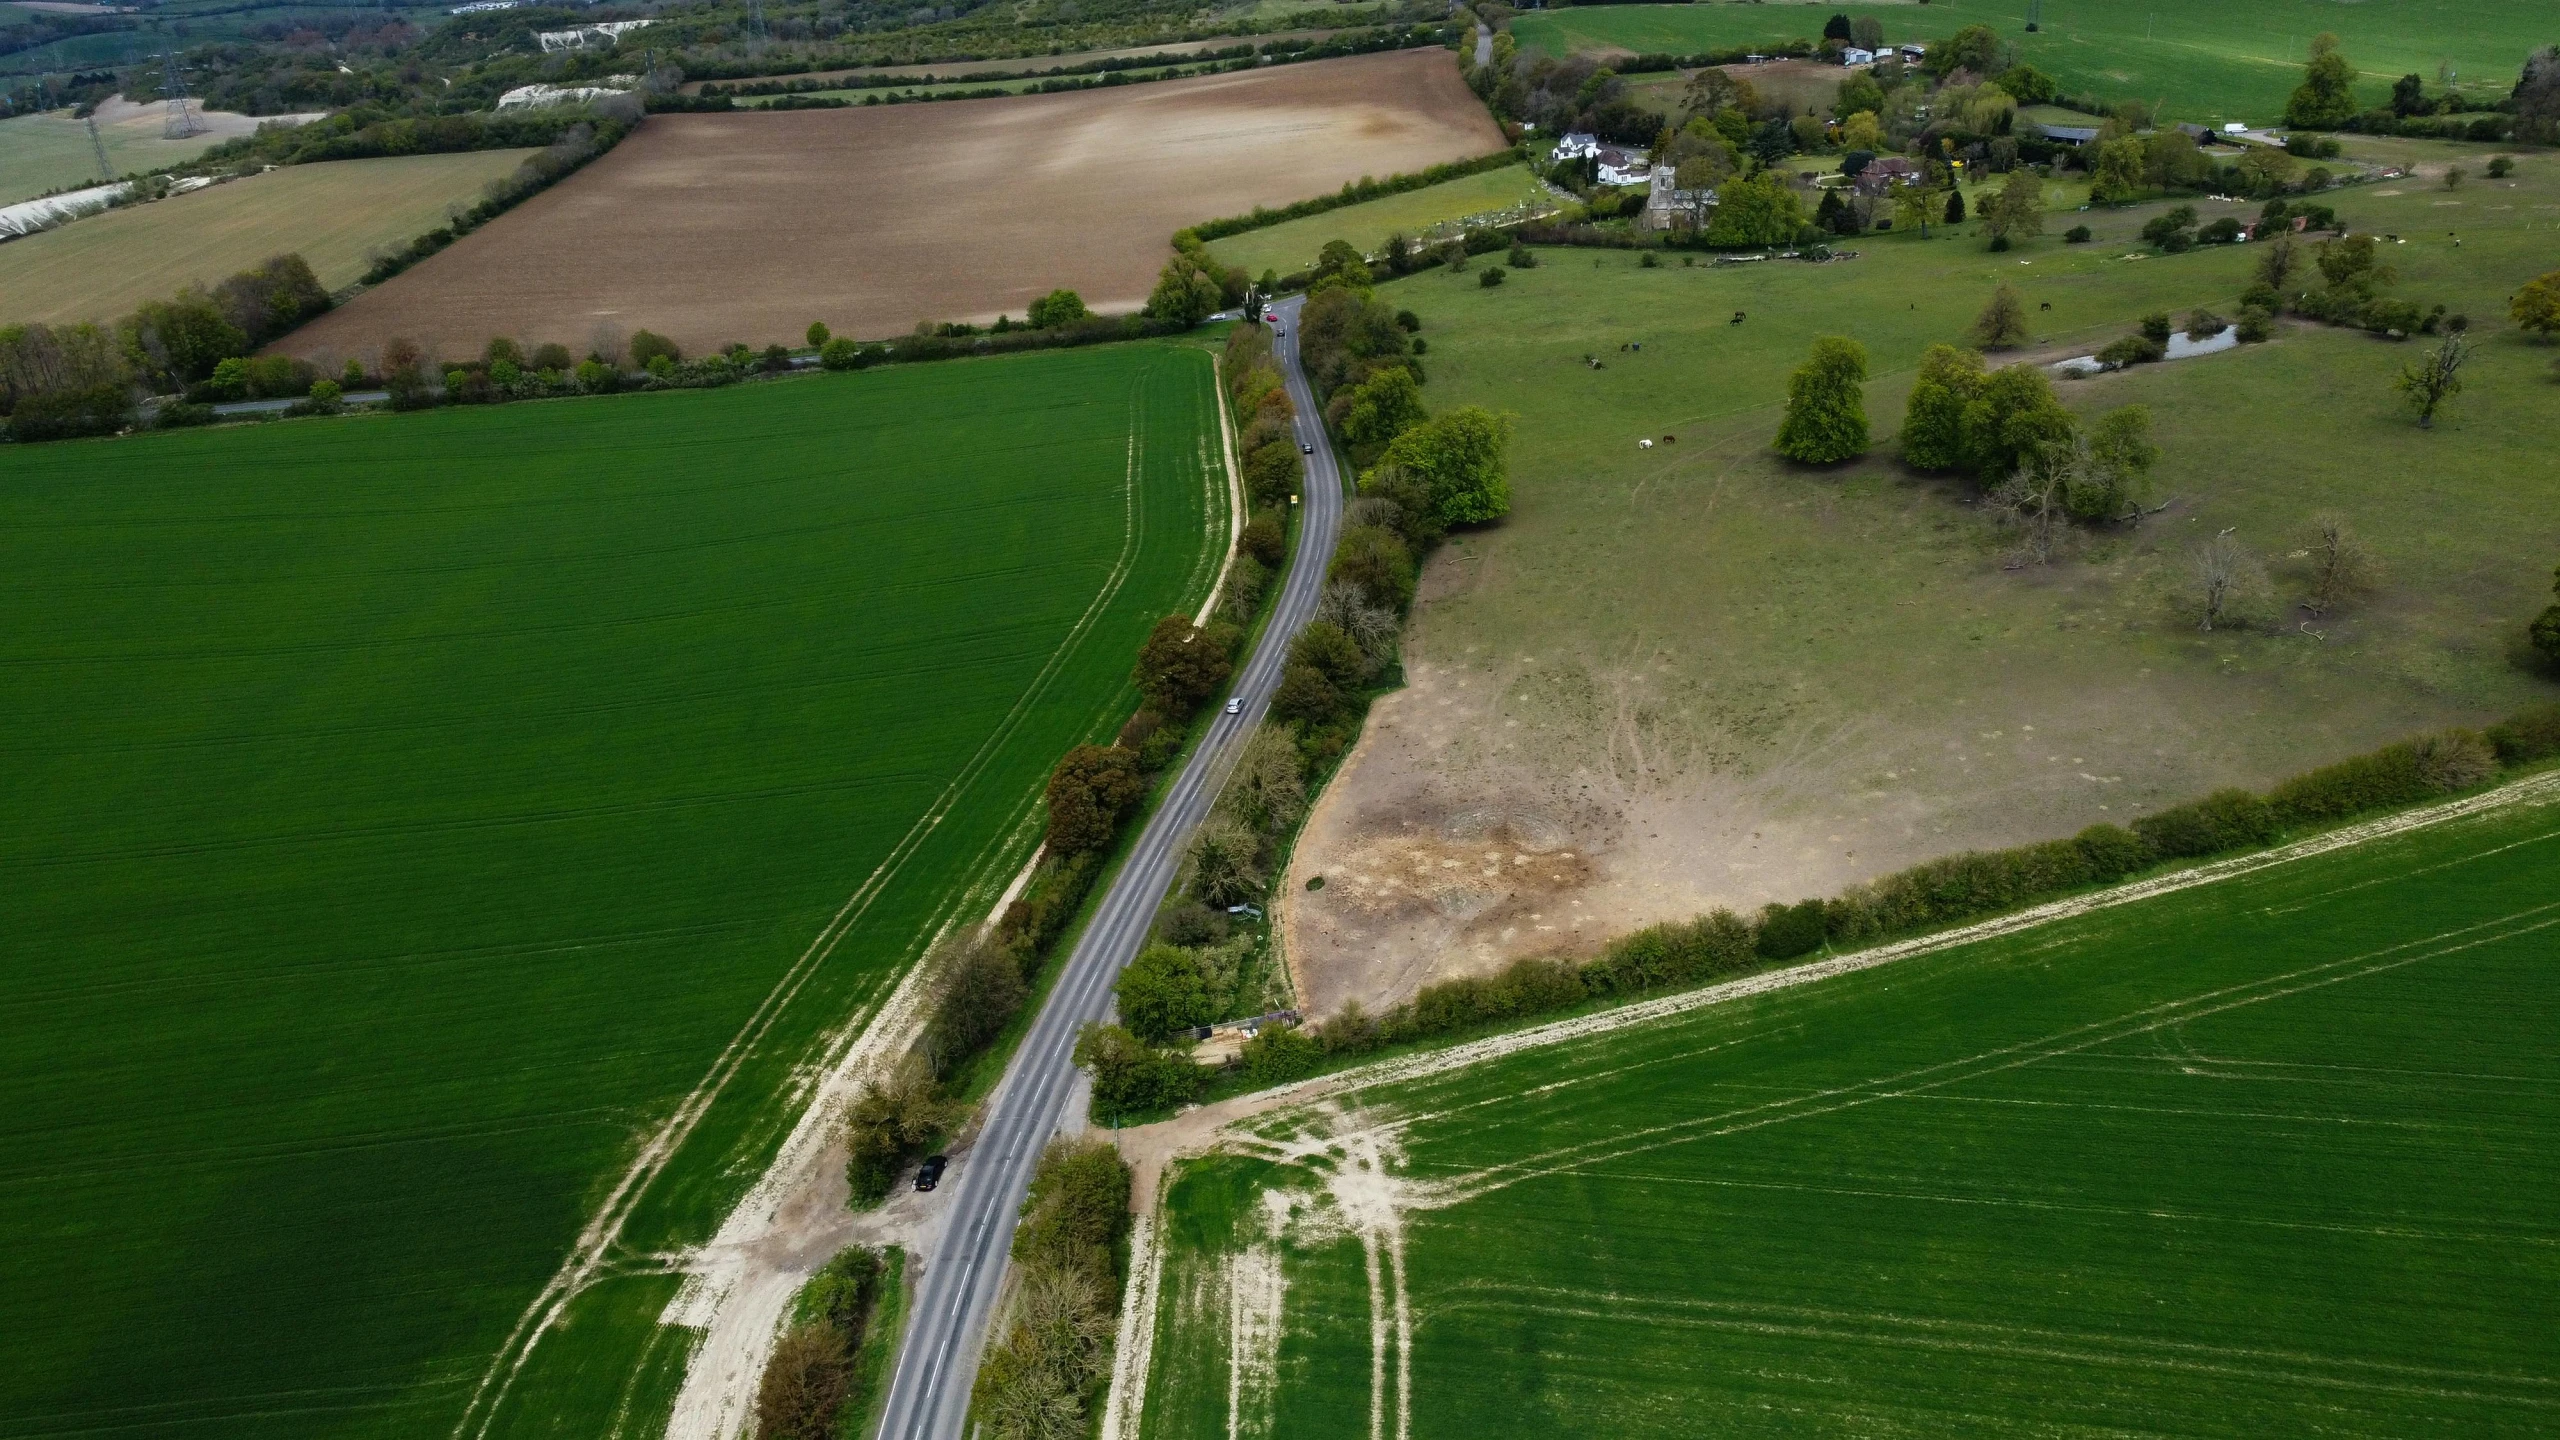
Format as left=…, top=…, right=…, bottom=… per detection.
left=280, top=50, right=1504, bottom=363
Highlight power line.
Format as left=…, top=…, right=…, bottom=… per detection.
left=160, top=50, right=206, bottom=138
left=86, top=112, right=116, bottom=183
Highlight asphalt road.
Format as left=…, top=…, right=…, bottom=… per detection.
left=874, top=295, right=1344, bottom=1440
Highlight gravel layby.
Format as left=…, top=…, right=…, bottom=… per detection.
left=279, top=49, right=1504, bottom=361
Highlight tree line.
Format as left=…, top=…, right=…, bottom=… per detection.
left=752, top=1246, right=896, bottom=1440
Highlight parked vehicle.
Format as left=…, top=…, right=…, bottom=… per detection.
left=915, top=1154, right=948, bottom=1191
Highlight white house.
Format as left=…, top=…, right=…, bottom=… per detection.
left=1549, top=131, right=1601, bottom=163
left=1595, top=146, right=1649, bottom=187
left=1842, top=46, right=1875, bottom=65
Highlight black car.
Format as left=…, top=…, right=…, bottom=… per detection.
left=915, top=1154, right=949, bottom=1191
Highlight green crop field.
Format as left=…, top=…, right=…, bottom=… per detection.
left=1134, top=776, right=2560, bottom=1437
left=0, top=342, right=1230, bottom=1440
left=1515, top=0, right=2552, bottom=125
left=1205, top=165, right=1559, bottom=280
left=0, top=150, right=534, bottom=327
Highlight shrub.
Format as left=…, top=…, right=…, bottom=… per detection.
left=2076, top=824, right=2150, bottom=882
left=1239, top=510, right=1284, bottom=567
left=754, top=1324, right=850, bottom=1440
left=1754, top=900, right=1828, bottom=959
left=1773, top=336, right=1870, bottom=464
left=1043, top=744, right=1143, bottom=854
left=2359, top=297, right=2424, bottom=335
left=1479, top=266, right=1507, bottom=287
left=2198, top=217, right=2244, bottom=244
left=2132, top=788, right=2276, bottom=859
left=843, top=1063, right=954, bottom=1204
left=1271, top=661, right=1342, bottom=726
left=1237, top=1025, right=1323, bottom=1086
left=921, top=934, right=1028, bottom=1078
left=819, top=336, right=863, bottom=370
left=1116, top=944, right=1215, bottom=1043
left=2236, top=306, right=2273, bottom=342
left=629, top=329, right=681, bottom=367
left=1131, top=615, right=1237, bottom=715
left=2486, top=704, right=2560, bottom=765
left=2265, top=745, right=2434, bottom=825
left=2138, top=311, right=2173, bottom=343
left=1507, top=243, right=1537, bottom=268
left=1074, top=1023, right=1208, bottom=1120
left=2097, top=334, right=2166, bottom=366
left=2184, top=309, right=2228, bottom=340
left=2064, top=224, right=2092, bottom=243
left=5, top=382, right=133, bottom=441
left=2410, top=729, right=2496, bottom=792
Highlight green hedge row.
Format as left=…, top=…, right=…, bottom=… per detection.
left=1180, top=146, right=1528, bottom=245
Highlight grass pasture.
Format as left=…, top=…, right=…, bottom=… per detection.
left=0, top=97, right=278, bottom=206
left=0, top=343, right=1229, bottom=1440
left=0, top=149, right=536, bottom=328
left=1280, top=137, right=2560, bottom=1015
left=1137, top=777, right=2560, bottom=1437
left=1205, top=164, right=1557, bottom=280
left=1514, top=0, right=2552, bottom=125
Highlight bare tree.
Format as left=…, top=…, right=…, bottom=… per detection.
left=1991, top=439, right=2074, bottom=564
left=2302, top=510, right=2378, bottom=616
left=2394, top=332, right=2470, bottom=427
left=2191, top=530, right=2268, bottom=631
left=1315, top=580, right=1399, bottom=666
left=587, top=320, right=627, bottom=366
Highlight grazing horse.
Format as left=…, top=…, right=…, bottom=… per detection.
left=1730, top=310, right=1746, bottom=325
left=2039, top=301, right=2053, bottom=311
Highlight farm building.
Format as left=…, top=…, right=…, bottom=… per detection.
left=1841, top=47, right=1876, bottom=65
left=1640, top=163, right=1714, bottom=230
left=2033, top=118, right=2101, bottom=144
left=1852, top=155, right=1923, bottom=195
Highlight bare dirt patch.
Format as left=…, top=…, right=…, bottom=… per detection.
left=280, top=49, right=1503, bottom=361
left=674, top=31, right=1342, bottom=91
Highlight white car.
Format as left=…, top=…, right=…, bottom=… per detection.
left=1225, top=697, right=1242, bottom=715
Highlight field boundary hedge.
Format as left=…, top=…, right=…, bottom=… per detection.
left=1154, top=704, right=2560, bottom=1109
left=1178, top=146, right=1528, bottom=244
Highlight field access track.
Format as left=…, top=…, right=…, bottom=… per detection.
left=0, top=344, right=1229, bottom=1440
left=277, top=49, right=1505, bottom=364
left=1127, top=776, right=2560, bottom=1438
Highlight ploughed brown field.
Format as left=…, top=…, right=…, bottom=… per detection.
left=280, top=49, right=1503, bottom=363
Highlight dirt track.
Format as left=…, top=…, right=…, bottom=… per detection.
left=280, top=50, right=1503, bottom=363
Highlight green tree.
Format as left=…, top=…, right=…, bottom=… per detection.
left=1961, top=363, right=2076, bottom=481
left=1327, top=524, right=1418, bottom=610
left=1891, top=182, right=1940, bottom=237
left=1147, top=255, right=1222, bottom=327
left=1944, top=187, right=1967, bottom=225
left=1969, top=284, right=2032, bottom=349
left=1340, top=365, right=1426, bottom=450
left=1115, top=944, right=1215, bottom=1042
left=2285, top=33, right=2360, bottom=128
left=1835, top=72, right=1885, bottom=119
left=1043, top=744, right=1143, bottom=854
left=805, top=321, right=830, bottom=349
left=755, top=1324, right=850, bottom=1440
left=1073, top=1023, right=1206, bottom=1119
left=2511, top=269, right=2560, bottom=341
left=124, top=287, right=245, bottom=383
left=1271, top=661, right=1342, bottom=726
left=1132, top=616, right=1235, bottom=715
left=1289, top=620, right=1367, bottom=690
left=1900, top=344, right=1985, bottom=470
left=2394, top=333, right=2469, bottom=428
left=2088, top=135, right=2147, bottom=203
left=1925, top=24, right=2001, bottom=77
left=1705, top=172, right=1809, bottom=248
left=1773, top=335, right=1870, bottom=464
left=2065, top=405, right=2161, bottom=519
left=1981, top=169, right=2045, bottom=245
left=1999, top=64, right=2057, bottom=103
left=1027, top=288, right=1092, bottom=328
left=1378, top=406, right=1514, bottom=527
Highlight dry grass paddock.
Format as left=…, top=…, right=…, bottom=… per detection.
left=279, top=49, right=1505, bottom=363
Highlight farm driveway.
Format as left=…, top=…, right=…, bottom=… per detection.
left=278, top=50, right=1504, bottom=362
